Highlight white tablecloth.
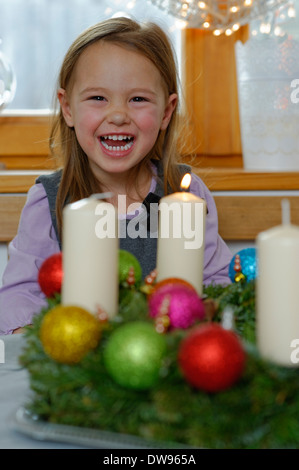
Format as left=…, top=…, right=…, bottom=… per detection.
left=0, top=334, right=86, bottom=449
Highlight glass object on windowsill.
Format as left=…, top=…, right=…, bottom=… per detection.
left=236, top=35, right=299, bottom=171
left=235, top=3, right=299, bottom=171
left=0, top=40, right=16, bottom=111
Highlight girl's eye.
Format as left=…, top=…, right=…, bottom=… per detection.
left=90, top=96, right=105, bottom=101
left=131, top=96, right=147, bottom=102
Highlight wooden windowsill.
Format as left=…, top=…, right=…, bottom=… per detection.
left=192, top=167, right=299, bottom=191
left=1, top=167, right=299, bottom=194
left=184, top=155, right=299, bottom=191
left=0, top=170, right=52, bottom=193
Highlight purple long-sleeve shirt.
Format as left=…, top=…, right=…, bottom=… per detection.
left=0, top=172, right=232, bottom=334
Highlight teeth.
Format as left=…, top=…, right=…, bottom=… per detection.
left=100, top=134, right=134, bottom=151
left=102, top=135, right=133, bottom=141
left=101, top=140, right=134, bottom=151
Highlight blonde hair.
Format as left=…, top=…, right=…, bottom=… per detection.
left=50, top=17, right=183, bottom=238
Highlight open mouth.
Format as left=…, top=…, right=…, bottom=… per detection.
left=100, top=134, right=134, bottom=152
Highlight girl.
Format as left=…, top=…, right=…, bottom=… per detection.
left=0, top=17, right=232, bottom=335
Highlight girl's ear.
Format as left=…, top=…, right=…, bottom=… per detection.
left=57, top=88, right=74, bottom=127
left=160, top=93, right=177, bottom=130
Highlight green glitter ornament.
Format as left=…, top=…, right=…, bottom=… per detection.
left=118, top=249, right=142, bottom=285
left=103, top=321, right=167, bottom=390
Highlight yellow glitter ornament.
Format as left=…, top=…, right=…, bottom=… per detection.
left=40, top=305, right=102, bottom=364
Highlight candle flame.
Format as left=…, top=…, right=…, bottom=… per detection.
left=180, top=173, right=191, bottom=191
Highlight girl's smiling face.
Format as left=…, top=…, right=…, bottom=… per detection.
left=58, top=41, right=177, bottom=182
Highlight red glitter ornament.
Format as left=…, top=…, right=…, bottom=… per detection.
left=178, top=323, right=246, bottom=393
left=38, top=253, right=63, bottom=298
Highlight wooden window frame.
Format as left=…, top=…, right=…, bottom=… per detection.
left=1, top=113, right=299, bottom=192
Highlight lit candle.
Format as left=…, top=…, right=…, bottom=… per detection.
left=62, top=194, right=119, bottom=318
left=257, top=199, right=299, bottom=367
left=156, top=174, right=206, bottom=295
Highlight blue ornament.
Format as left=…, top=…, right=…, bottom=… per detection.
left=229, top=248, right=257, bottom=283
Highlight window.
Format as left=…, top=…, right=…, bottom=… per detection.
left=0, top=0, right=181, bottom=110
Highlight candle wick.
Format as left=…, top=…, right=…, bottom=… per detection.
left=221, top=306, right=235, bottom=330
left=281, top=198, right=291, bottom=225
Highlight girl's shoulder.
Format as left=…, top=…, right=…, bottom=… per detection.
left=14, top=180, right=59, bottom=252
left=18, top=170, right=62, bottom=217
left=188, top=171, right=218, bottom=216
left=20, top=180, right=52, bottom=225
left=35, top=169, right=62, bottom=197
left=189, top=171, right=211, bottom=198
left=25, top=180, right=49, bottom=206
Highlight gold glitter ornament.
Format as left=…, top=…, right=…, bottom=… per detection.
left=40, top=305, right=102, bottom=364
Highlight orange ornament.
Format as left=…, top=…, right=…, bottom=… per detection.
left=150, top=277, right=196, bottom=295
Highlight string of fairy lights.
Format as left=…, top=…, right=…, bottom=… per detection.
left=149, top=0, right=295, bottom=35
left=105, top=0, right=297, bottom=36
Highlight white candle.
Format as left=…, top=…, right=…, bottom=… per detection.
left=156, top=174, right=206, bottom=295
left=257, top=199, right=299, bottom=367
left=62, top=194, right=119, bottom=318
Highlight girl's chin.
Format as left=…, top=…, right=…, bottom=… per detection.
left=89, top=160, right=136, bottom=178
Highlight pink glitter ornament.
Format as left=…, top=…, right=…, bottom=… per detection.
left=148, top=281, right=205, bottom=330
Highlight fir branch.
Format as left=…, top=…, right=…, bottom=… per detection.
left=19, top=281, right=299, bottom=449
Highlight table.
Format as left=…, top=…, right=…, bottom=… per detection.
left=0, top=334, right=87, bottom=449
left=0, top=335, right=173, bottom=451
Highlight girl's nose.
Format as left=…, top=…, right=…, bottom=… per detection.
left=107, top=105, right=130, bottom=126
